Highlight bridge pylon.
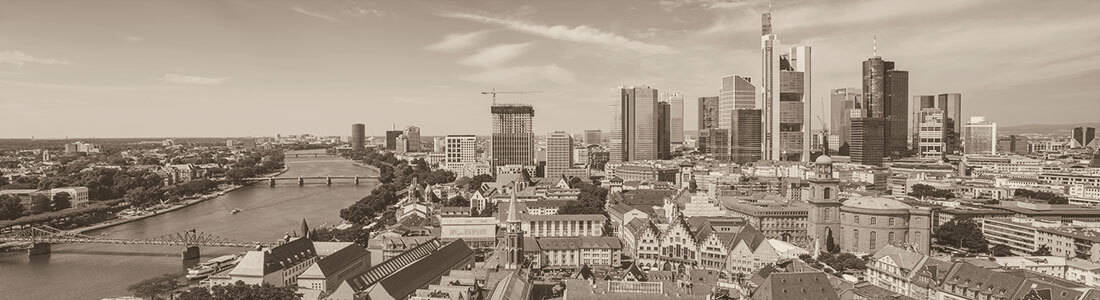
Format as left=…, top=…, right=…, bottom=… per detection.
left=355, top=176, right=360, bottom=185
left=326, top=176, right=332, bottom=185
left=298, top=176, right=304, bottom=186
left=28, top=242, right=50, bottom=257
left=182, top=246, right=200, bottom=260
left=269, top=177, right=276, bottom=187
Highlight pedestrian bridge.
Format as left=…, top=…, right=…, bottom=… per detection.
left=0, top=226, right=274, bottom=260
left=242, top=175, right=378, bottom=186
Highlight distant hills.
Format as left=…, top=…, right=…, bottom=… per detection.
left=999, top=122, right=1100, bottom=136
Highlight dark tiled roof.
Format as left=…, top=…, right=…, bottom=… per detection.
left=757, top=272, right=840, bottom=300
left=375, top=239, right=475, bottom=299
left=315, top=244, right=370, bottom=276
left=264, top=237, right=317, bottom=274
left=347, top=239, right=443, bottom=291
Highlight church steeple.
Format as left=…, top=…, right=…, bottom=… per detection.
left=300, top=218, right=310, bottom=240
left=503, top=181, right=524, bottom=269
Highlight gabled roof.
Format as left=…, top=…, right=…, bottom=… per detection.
left=730, top=223, right=766, bottom=251
left=871, top=244, right=928, bottom=278
left=624, top=218, right=658, bottom=238
left=348, top=239, right=444, bottom=291
left=264, top=237, right=317, bottom=274
left=315, top=244, right=369, bottom=277
left=755, top=271, right=840, bottom=300
left=372, top=240, right=475, bottom=299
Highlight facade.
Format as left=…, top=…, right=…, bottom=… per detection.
left=862, top=56, right=909, bottom=158
left=532, top=237, right=622, bottom=268
left=761, top=11, right=811, bottom=162
left=614, top=86, right=659, bottom=162
left=915, top=105, right=947, bottom=158
left=439, top=217, right=497, bottom=249
left=443, top=135, right=477, bottom=176
left=719, top=75, right=756, bottom=132
left=937, top=93, right=963, bottom=154
left=731, top=109, right=763, bottom=164
left=657, top=101, right=671, bottom=159
left=520, top=214, right=607, bottom=237
left=351, top=123, right=366, bottom=151
left=583, top=129, right=602, bottom=146
left=403, top=126, right=421, bottom=152
left=831, top=88, right=860, bottom=148
left=698, top=96, right=720, bottom=153
left=667, top=93, right=684, bottom=145
left=385, top=130, right=402, bottom=151
left=490, top=104, right=535, bottom=170
left=545, top=131, right=574, bottom=180
left=852, top=117, right=885, bottom=166
left=964, top=116, right=997, bottom=155
left=705, top=128, right=730, bottom=161
left=225, top=237, right=318, bottom=287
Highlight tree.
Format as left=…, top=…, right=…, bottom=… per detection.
left=933, top=218, right=989, bottom=252
left=992, top=244, right=1013, bottom=257
left=52, top=191, right=72, bottom=211
left=1033, top=245, right=1052, bottom=256
left=0, top=195, right=25, bottom=220
left=1015, top=189, right=1069, bottom=205
left=689, top=179, right=698, bottom=193
left=30, top=194, right=52, bottom=214
left=177, top=281, right=301, bottom=300
left=125, top=186, right=165, bottom=208
left=128, top=273, right=182, bottom=300
left=447, top=195, right=470, bottom=207
left=909, top=184, right=954, bottom=199
left=825, top=230, right=840, bottom=253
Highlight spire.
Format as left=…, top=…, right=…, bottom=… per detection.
left=506, top=181, right=520, bottom=223
left=873, top=34, right=878, bottom=57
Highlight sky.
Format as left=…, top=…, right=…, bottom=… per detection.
left=1, top=0, right=1098, bottom=138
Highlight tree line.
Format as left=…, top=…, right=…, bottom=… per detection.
left=338, top=149, right=457, bottom=224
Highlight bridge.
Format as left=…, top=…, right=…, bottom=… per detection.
left=287, top=153, right=339, bottom=158
left=242, top=175, right=378, bottom=186
left=0, top=225, right=274, bottom=260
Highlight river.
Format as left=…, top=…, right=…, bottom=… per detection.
left=0, top=150, right=377, bottom=299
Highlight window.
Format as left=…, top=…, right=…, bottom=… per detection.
left=853, top=229, right=859, bottom=249
left=889, top=218, right=895, bottom=226
left=824, top=187, right=832, bottom=199
left=871, top=217, right=876, bottom=225
left=870, top=231, right=877, bottom=251
left=824, top=208, right=831, bottom=221
left=854, top=215, right=859, bottom=224
left=888, top=232, right=895, bottom=244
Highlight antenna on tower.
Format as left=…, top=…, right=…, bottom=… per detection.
left=873, top=34, right=878, bottom=57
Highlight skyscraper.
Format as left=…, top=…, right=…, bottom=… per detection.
left=719, top=75, right=756, bottom=130
left=830, top=88, right=860, bottom=148
left=731, top=109, right=763, bottom=163
left=761, top=11, right=811, bottom=162
left=658, top=102, right=671, bottom=159
left=667, top=93, right=684, bottom=146
left=583, top=130, right=602, bottom=146
left=697, top=96, right=720, bottom=154
left=613, top=86, right=659, bottom=162
left=916, top=106, right=946, bottom=158
left=351, top=123, right=365, bottom=151
left=964, top=116, right=997, bottom=155
left=862, top=56, right=908, bottom=158
left=385, top=130, right=402, bottom=150
left=851, top=118, right=885, bottom=166
left=545, top=131, right=574, bottom=179
left=491, top=104, right=535, bottom=170
left=1072, top=127, right=1096, bottom=148
left=395, top=134, right=409, bottom=154
left=404, top=126, right=421, bottom=152
left=706, top=128, right=730, bottom=161
left=937, top=93, right=962, bottom=154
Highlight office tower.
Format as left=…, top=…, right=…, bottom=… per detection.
left=385, top=130, right=403, bottom=150
left=998, top=135, right=1027, bottom=154
left=658, top=102, right=671, bottom=159
left=830, top=88, right=860, bottom=148
left=351, top=123, right=365, bottom=151
left=731, top=109, right=763, bottom=163
left=706, top=128, right=730, bottom=161
left=491, top=104, right=535, bottom=169
left=697, top=96, right=720, bottom=154
left=402, top=126, right=421, bottom=152
left=667, top=93, right=684, bottom=146
left=719, top=75, right=756, bottom=130
left=916, top=106, right=946, bottom=158
left=445, top=135, right=477, bottom=165
left=545, top=131, right=574, bottom=179
left=1073, top=127, right=1096, bottom=148
left=433, top=137, right=445, bottom=153
left=851, top=118, right=885, bottom=166
left=862, top=56, right=908, bottom=158
left=583, top=130, right=602, bottom=146
left=761, top=12, right=812, bottom=162
left=964, top=116, right=997, bottom=155
left=610, top=103, right=623, bottom=163
left=613, top=86, right=659, bottom=162
left=395, top=134, right=409, bottom=154
left=937, top=93, right=962, bottom=154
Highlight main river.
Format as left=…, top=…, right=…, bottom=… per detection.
left=0, top=150, right=377, bottom=299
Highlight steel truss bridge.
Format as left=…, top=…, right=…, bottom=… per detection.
left=242, top=175, right=377, bottom=186
left=0, top=225, right=273, bottom=259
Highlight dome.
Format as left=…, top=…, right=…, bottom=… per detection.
left=814, top=155, right=833, bottom=165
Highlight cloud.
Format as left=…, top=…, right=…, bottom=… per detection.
left=459, top=42, right=533, bottom=67
left=464, top=64, right=575, bottom=85
left=291, top=6, right=340, bottom=22
left=700, top=0, right=987, bottom=35
left=0, top=50, right=70, bottom=67
left=162, top=73, right=229, bottom=85
left=425, top=30, right=491, bottom=52
left=123, top=36, right=144, bottom=42
left=439, top=12, right=673, bottom=55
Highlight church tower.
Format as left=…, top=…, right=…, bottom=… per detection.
left=503, top=181, right=524, bottom=269
left=806, top=155, right=841, bottom=254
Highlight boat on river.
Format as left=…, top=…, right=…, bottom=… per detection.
left=185, top=255, right=241, bottom=280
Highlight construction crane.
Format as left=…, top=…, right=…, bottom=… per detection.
left=481, top=89, right=540, bottom=105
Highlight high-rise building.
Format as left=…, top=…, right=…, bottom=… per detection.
left=667, top=93, right=684, bottom=146
left=761, top=12, right=811, bottom=162
left=998, top=135, right=1027, bottom=154
left=719, top=75, right=755, bottom=130
left=964, top=116, right=997, bottom=155
left=1072, top=127, right=1096, bottom=148
left=705, top=128, right=730, bottom=161
left=351, top=123, right=366, bottom=151
left=915, top=107, right=946, bottom=158
left=697, top=96, right=720, bottom=154
left=395, top=134, right=409, bottom=154
left=545, top=131, right=574, bottom=179
left=491, top=104, right=535, bottom=170
left=612, top=86, right=659, bottom=162
left=445, top=135, right=477, bottom=166
left=658, top=102, right=671, bottom=159
left=403, top=126, right=421, bottom=152
left=731, top=109, right=763, bottom=164
left=851, top=118, right=885, bottom=166
left=583, top=130, right=602, bottom=146
left=830, top=88, right=860, bottom=148
left=862, top=56, right=909, bottom=158
left=937, top=93, right=963, bottom=154
left=385, top=130, right=403, bottom=150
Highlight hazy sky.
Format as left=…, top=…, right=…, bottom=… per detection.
left=1, top=0, right=1098, bottom=138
